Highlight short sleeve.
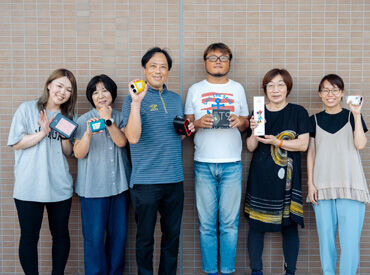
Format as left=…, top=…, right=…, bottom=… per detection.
left=121, top=95, right=132, bottom=127
left=69, top=114, right=79, bottom=142
left=8, top=103, right=28, bottom=146
left=116, top=111, right=125, bottom=129
left=309, top=115, right=316, bottom=138
left=75, top=115, right=87, bottom=140
left=238, top=85, right=249, bottom=116
left=178, top=95, right=184, bottom=117
left=184, top=86, right=195, bottom=115
left=296, top=105, right=312, bottom=135
left=350, top=113, right=368, bottom=133
left=246, top=110, right=254, bottom=138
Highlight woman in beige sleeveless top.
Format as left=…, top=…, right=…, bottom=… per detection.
left=307, top=74, right=369, bottom=275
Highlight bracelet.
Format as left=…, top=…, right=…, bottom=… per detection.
left=277, top=139, right=283, bottom=148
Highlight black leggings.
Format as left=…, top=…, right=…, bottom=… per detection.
left=14, top=198, right=72, bottom=275
left=248, top=224, right=299, bottom=273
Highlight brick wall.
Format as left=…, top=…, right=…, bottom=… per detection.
left=1, top=0, right=369, bottom=274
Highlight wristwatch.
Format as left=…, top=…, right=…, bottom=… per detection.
left=105, top=118, right=114, bottom=127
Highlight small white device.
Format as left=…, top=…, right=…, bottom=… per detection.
left=346, top=95, right=362, bottom=106
left=253, top=96, right=265, bottom=136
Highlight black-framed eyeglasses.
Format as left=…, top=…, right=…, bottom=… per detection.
left=206, top=55, right=230, bottom=62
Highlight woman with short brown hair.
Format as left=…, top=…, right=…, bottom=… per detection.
left=244, top=68, right=311, bottom=275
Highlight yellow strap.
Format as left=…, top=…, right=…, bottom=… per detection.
left=159, top=89, right=168, bottom=113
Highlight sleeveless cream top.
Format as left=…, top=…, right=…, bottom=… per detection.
left=311, top=113, right=369, bottom=203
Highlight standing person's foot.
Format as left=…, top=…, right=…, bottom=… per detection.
left=208, top=273, right=218, bottom=275
left=251, top=271, right=263, bottom=275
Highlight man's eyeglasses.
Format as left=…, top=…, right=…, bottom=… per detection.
left=320, top=88, right=342, bottom=96
left=206, top=55, right=230, bottom=62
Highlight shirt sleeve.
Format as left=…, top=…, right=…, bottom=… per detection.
left=178, top=95, right=184, bottom=117
left=69, top=114, right=79, bottom=143
left=246, top=110, right=254, bottom=138
left=117, top=111, right=125, bottom=129
left=75, top=115, right=87, bottom=140
left=7, top=103, right=28, bottom=146
left=121, top=95, right=133, bottom=128
left=296, top=105, right=312, bottom=135
left=350, top=113, right=368, bottom=133
left=184, top=86, right=195, bottom=115
left=238, top=84, right=249, bottom=116
left=309, top=115, right=316, bottom=138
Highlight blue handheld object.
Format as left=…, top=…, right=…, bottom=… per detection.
left=90, top=119, right=106, bottom=132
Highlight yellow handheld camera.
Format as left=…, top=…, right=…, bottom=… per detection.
left=131, top=80, right=145, bottom=94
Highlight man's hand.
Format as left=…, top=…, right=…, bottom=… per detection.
left=128, top=79, right=148, bottom=103
left=229, top=114, right=241, bottom=128
left=195, top=114, right=213, bottom=129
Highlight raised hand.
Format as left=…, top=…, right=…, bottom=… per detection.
left=348, top=97, right=363, bottom=116
left=37, top=110, right=53, bottom=136
left=128, top=79, right=148, bottom=103
left=98, top=105, right=112, bottom=120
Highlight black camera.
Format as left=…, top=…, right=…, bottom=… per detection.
left=173, top=116, right=193, bottom=136
left=212, top=109, right=230, bottom=128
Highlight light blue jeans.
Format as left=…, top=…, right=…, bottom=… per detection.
left=194, top=161, right=242, bottom=274
left=313, top=199, right=365, bottom=275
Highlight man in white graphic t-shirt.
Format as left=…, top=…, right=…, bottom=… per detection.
left=185, top=42, right=249, bottom=275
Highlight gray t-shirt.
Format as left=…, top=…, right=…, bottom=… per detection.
left=74, top=108, right=130, bottom=198
left=7, top=100, right=74, bottom=202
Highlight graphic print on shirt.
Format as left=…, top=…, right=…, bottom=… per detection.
left=270, top=130, right=296, bottom=184
left=35, top=127, right=63, bottom=141
left=201, top=91, right=235, bottom=114
left=150, top=104, right=158, bottom=111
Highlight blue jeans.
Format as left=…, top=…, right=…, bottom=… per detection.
left=80, top=191, right=128, bottom=275
left=313, top=199, right=365, bottom=275
left=194, top=161, right=242, bottom=274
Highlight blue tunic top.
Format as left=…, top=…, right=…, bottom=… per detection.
left=122, top=85, right=184, bottom=187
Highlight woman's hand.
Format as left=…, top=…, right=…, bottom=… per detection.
left=349, top=98, right=367, bottom=150
left=249, top=116, right=258, bottom=132
left=348, top=96, right=363, bottom=116
left=256, top=134, right=280, bottom=146
left=308, top=183, right=318, bottom=205
left=246, top=116, right=260, bottom=152
left=98, top=105, right=112, bottom=120
left=37, top=110, right=52, bottom=137
left=86, top=118, right=103, bottom=136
